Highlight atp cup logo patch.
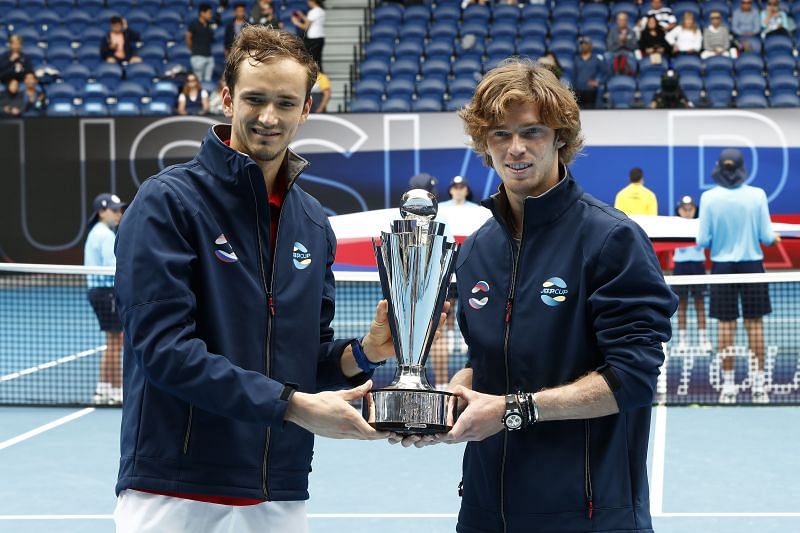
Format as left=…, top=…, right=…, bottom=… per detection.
left=214, top=234, right=238, bottom=263
left=292, top=242, right=312, bottom=270
left=468, top=281, right=490, bottom=310
left=541, top=277, right=568, bottom=307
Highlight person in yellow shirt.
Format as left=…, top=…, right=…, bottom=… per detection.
left=310, top=69, right=331, bottom=113
left=614, top=167, right=658, bottom=215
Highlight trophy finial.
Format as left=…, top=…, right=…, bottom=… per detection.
left=400, top=189, right=438, bottom=221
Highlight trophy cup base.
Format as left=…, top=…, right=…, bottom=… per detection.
left=364, top=388, right=459, bottom=435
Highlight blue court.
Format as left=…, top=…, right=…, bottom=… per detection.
left=1, top=405, right=799, bottom=533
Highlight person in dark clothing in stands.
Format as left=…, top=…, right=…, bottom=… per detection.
left=0, top=35, right=33, bottom=83
left=186, top=3, right=216, bottom=82
left=100, top=16, right=142, bottom=64
left=224, top=2, right=249, bottom=56
left=572, top=37, right=605, bottom=108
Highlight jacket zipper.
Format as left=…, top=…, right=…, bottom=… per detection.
left=500, top=232, right=521, bottom=533
left=585, top=420, right=594, bottom=519
left=183, top=405, right=193, bottom=454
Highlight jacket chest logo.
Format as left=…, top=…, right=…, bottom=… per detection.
left=468, top=280, right=490, bottom=309
left=292, top=241, right=312, bottom=270
left=214, top=234, right=239, bottom=263
left=541, top=277, right=568, bottom=307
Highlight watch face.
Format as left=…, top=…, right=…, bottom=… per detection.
left=505, top=413, right=523, bottom=429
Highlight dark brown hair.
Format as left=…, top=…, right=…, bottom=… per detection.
left=629, top=167, right=644, bottom=183
left=222, top=26, right=318, bottom=99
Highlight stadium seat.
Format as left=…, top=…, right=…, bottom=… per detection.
left=381, top=98, right=411, bottom=112
left=37, top=9, right=61, bottom=32
left=386, top=78, right=415, bottom=99
left=672, top=1, right=701, bottom=21
left=452, top=58, right=481, bottom=78
left=705, top=74, right=734, bottom=108
left=486, top=39, right=516, bottom=59
left=403, top=5, right=430, bottom=24
left=424, top=41, right=453, bottom=63
left=639, top=55, right=667, bottom=76
left=21, top=0, right=46, bottom=19
left=460, top=22, right=489, bottom=39
left=349, top=98, right=381, bottom=112
left=47, top=101, right=78, bottom=116
left=125, top=9, right=153, bottom=31
left=151, top=80, right=179, bottom=106
left=552, top=3, right=580, bottom=20
left=678, top=73, right=703, bottom=107
left=60, top=63, right=90, bottom=90
left=111, top=101, right=140, bottom=116
left=165, top=46, right=191, bottom=68
left=489, top=22, right=518, bottom=40
left=82, top=81, right=110, bottom=105
left=15, top=27, right=41, bottom=46
left=703, top=55, right=734, bottom=76
left=93, top=63, right=123, bottom=89
left=736, top=73, right=767, bottom=96
left=420, top=58, right=451, bottom=80
left=389, top=59, right=419, bottom=82
left=611, top=2, right=639, bottom=21
left=769, top=74, right=799, bottom=95
left=155, top=10, right=184, bottom=35
left=142, top=27, right=172, bottom=50
left=736, top=93, right=768, bottom=108
left=449, top=77, right=478, bottom=100
left=519, top=20, right=549, bottom=40
left=605, top=75, right=637, bottom=109
left=359, top=58, right=389, bottom=81
left=735, top=54, right=764, bottom=76
left=411, top=97, right=443, bottom=112
left=21, top=45, right=44, bottom=66
left=0, top=0, right=17, bottom=13
left=5, top=9, right=34, bottom=31
left=463, top=4, right=491, bottom=25
left=43, top=27, right=74, bottom=50
left=455, top=36, right=486, bottom=62
left=429, top=21, right=458, bottom=42
left=75, top=46, right=102, bottom=71
left=115, top=81, right=147, bottom=105
left=80, top=26, right=107, bottom=47
left=354, top=79, right=385, bottom=99
left=492, top=4, right=521, bottom=23
left=364, top=41, right=393, bottom=63
left=638, top=72, right=662, bottom=106
left=764, top=34, right=794, bottom=57
left=522, top=3, right=550, bottom=21
left=581, top=3, right=609, bottom=22
left=445, top=96, right=470, bottom=111
left=549, top=38, right=577, bottom=58
left=417, top=77, right=447, bottom=100
left=125, top=62, right=158, bottom=89
left=580, top=21, right=608, bottom=42
left=137, top=0, right=163, bottom=17
left=138, top=45, right=166, bottom=71
left=518, top=39, right=546, bottom=59
left=398, top=21, right=427, bottom=42
left=702, top=0, right=730, bottom=19
left=395, top=40, right=424, bottom=62
left=370, top=23, right=398, bottom=44
left=47, top=82, right=78, bottom=105
left=769, top=93, right=800, bottom=107
left=109, top=0, right=134, bottom=16
left=672, top=54, right=703, bottom=77
left=65, top=10, right=93, bottom=35
left=766, top=54, right=797, bottom=77
left=374, top=4, right=404, bottom=26
left=431, top=4, right=460, bottom=23
left=143, top=101, right=172, bottom=115
left=77, top=0, right=106, bottom=17
left=550, top=20, right=579, bottom=40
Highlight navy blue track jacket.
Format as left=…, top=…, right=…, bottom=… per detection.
left=455, top=176, right=677, bottom=532
left=114, top=125, right=363, bottom=501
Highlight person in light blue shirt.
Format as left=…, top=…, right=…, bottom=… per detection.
left=84, top=193, right=126, bottom=404
left=697, top=149, right=781, bottom=404
left=672, top=195, right=710, bottom=350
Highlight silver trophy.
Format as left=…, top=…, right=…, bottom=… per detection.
left=362, top=189, right=460, bottom=434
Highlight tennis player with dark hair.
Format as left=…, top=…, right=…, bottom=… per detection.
left=113, top=26, right=397, bottom=532
left=698, top=148, right=781, bottom=404
left=392, top=59, right=677, bottom=532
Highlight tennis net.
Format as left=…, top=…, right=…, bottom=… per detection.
left=1, top=264, right=799, bottom=406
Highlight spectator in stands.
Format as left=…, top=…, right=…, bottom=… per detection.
left=702, top=11, right=734, bottom=59
left=538, top=51, right=564, bottom=81
left=608, top=12, right=638, bottom=55
left=250, top=0, right=276, bottom=26
left=0, top=77, right=24, bottom=117
left=638, top=0, right=677, bottom=33
left=310, top=68, right=331, bottom=113
left=101, top=17, right=142, bottom=65
left=761, top=0, right=795, bottom=38
left=85, top=193, right=127, bottom=405
left=639, top=15, right=671, bottom=63
left=650, top=68, right=690, bottom=108
left=291, top=0, right=326, bottom=71
left=697, top=149, right=781, bottom=404
left=666, top=11, right=702, bottom=56
left=572, top=37, right=604, bottom=109
left=732, top=0, right=761, bottom=40
left=224, top=3, right=248, bottom=57
left=177, top=72, right=210, bottom=115
left=671, top=195, right=711, bottom=351
left=22, top=71, right=46, bottom=116
left=186, top=3, right=216, bottom=82
left=614, top=167, right=658, bottom=215
left=208, top=76, right=225, bottom=114
left=0, top=35, right=33, bottom=84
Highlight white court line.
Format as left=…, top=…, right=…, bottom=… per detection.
left=0, top=346, right=105, bottom=382
left=650, top=404, right=668, bottom=517
left=0, top=408, right=95, bottom=451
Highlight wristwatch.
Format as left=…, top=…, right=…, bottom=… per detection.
left=502, top=394, right=524, bottom=431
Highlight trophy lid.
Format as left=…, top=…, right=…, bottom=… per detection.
left=400, top=189, right=437, bottom=221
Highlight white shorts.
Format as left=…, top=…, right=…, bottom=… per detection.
left=114, top=490, right=308, bottom=533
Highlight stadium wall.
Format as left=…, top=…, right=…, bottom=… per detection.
left=1, top=109, right=799, bottom=264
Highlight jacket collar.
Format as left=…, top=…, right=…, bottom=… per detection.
left=196, top=124, right=310, bottom=186
left=481, top=170, right=583, bottom=232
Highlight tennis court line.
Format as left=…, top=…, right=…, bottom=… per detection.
left=0, top=346, right=105, bottom=382
left=0, top=408, right=95, bottom=451
left=649, top=404, right=667, bottom=516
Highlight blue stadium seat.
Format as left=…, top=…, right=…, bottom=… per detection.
left=672, top=2, right=701, bottom=21
left=389, top=59, right=419, bottom=81
left=412, top=97, right=443, bottom=112
left=581, top=3, right=609, bottom=22
left=82, top=81, right=110, bottom=104
left=403, top=5, right=430, bottom=24
left=678, top=73, right=703, bottom=106
left=673, top=54, right=703, bottom=77
left=141, top=27, right=172, bottom=50
left=37, top=9, right=61, bottom=32
left=764, top=34, right=794, bottom=58
left=349, top=98, right=381, bottom=112
left=125, top=62, right=158, bottom=89
left=519, top=20, right=549, bottom=40
left=155, top=10, right=184, bottom=35
left=115, top=81, right=147, bottom=104
left=77, top=0, right=106, bottom=17
left=43, top=27, right=74, bottom=50
left=605, top=75, right=636, bottom=108
left=125, top=9, right=153, bottom=31
left=108, top=0, right=134, bottom=15
left=165, top=45, right=191, bottom=68
left=552, top=3, right=580, bottom=20
left=703, top=55, right=733, bottom=76
left=766, top=54, right=797, bottom=77
left=137, top=0, right=163, bottom=17
left=143, top=101, right=173, bottom=115
left=486, top=39, right=515, bottom=59
left=398, top=21, right=427, bottom=42
left=445, top=96, right=470, bottom=111
left=80, top=26, right=106, bottom=47
left=489, top=22, right=518, bottom=40
left=769, top=73, right=799, bottom=95
left=455, top=36, right=486, bottom=62
left=5, top=10, right=33, bottom=31
left=638, top=72, right=662, bottom=106
left=449, top=77, right=477, bottom=100
left=431, top=4, right=460, bottom=23
left=702, top=0, right=730, bottom=19
left=639, top=55, right=667, bottom=76
left=737, top=73, right=767, bottom=96
left=374, top=4, right=404, bottom=26
left=420, top=58, right=450, bottom=80
left=370, top=23, right=398, bottom=44
left=381, top=98, right=411, bottom=112
left=138, top=45, right=166, bottom=71
left=60, top=63, right=90, bottom=89
left=364, top=41, right=393, bottom=62
left=770, top=93, right=800, bottom=107
left=580, top=20, right=608, bottom=41
left=22, top=0, right=47, bottom=18
left=735, top=54, right=764, bottom=76
left=151, top=80, right=178, bottom=106
left=463, top=4, right=491, bottom=24
left=550, top=20, right=579, bottom=40
left=22, top=45, right=45, bottom=65
left=460, top=22, right=489, bottom=39
left=47, top=101, right=78, bottom=116
left=386, top=78, right=415, bottom=99
left=452, top=57, right=481, bottom=78
left=549, top=38, right=577, bottom=57
left=354, top=79, right=385, bottom=99
left=492, top=4, right=520, bottom=23
left=359, top=58, right=389, bottom=81
left=14, top=27, right=40, bottom=45
left=417, top=77, right=447, bottom=100
left=611, top=2, right=639, bottom=21
left=424, top=41, right=453, bottom=63
left=64, top=10, right=93, bottom=35
left=93, top=62, right=123, bottom=89
left=429, top=21, right=458, bottom=42
left=522, top=3, right=550, bottom=20
left=97, top=8, right=123, bottom=20
left=395, top=40, right=424, bottom=62
left=705, top=73, right=734, bottom=108
left=112, top=101, right=141, bottom=115
left=518, top=39, right=546, bottom=59
left=47, top=82, right=78, bottom=105
left=0, top=0, right=17, bottom=13
left=736, top=93, right=768, bottom=108
left=75, top=46, right=102, bottom=71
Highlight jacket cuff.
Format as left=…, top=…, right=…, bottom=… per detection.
left=596, top=361, right=658, bottom=411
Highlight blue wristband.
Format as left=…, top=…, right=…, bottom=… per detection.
left=351, top=336, right=384, bottom=373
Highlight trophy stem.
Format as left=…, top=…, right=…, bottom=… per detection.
left=389, top=364, right=433, bottom=390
